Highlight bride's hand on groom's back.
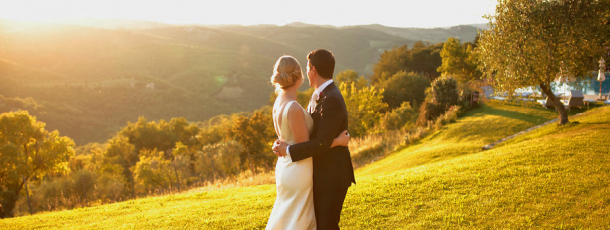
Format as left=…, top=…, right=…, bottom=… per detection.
left=331, top=130, right=350, bottom=148
left=272, top=139, right=287, bottom=157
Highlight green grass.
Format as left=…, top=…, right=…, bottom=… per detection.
left=356, top=103, right=558, bottom=176
left=2, top=103, right=609, bottom=229
left=1, top=186, right=276, bottom=229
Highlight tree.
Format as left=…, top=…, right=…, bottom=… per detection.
left=227, top=108, right=276, bottom=173
left=119, top=117, right=177, bottom=155
left=196, top=141, right=243, bottom=180
left=335, top=70, right=368, bottom=89
left=103, top=136, right=137, bottom=198
left=0, top=111, right=74, bottom=218
left=198, top=114, right=237, bottom=147
left=169, top=117, right=201, bottom=148
left=72, top=170, right=96, bottom=205
left=410, top=42, right=444, bottom=81
left=133, top=149, right=176, bottom=194
left=73, top=143, right=124, bottom=203
left=371, top=45, right=409, bottom=85
left=476, top=0, right=610, bottom=124
left=170, top=142, right=197, bottom=189
left=371, top=42, right=443, bottom=85
left=340, top=82, right=388, bottom=137
left=108, top=116, right=201, bottom=195
left=214, top=141, right=243, bottom=177
left=379, top=71, right=430, bottom=109
left=437, top=37, right=482, bottom=82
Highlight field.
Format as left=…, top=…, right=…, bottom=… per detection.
left=2, top=103, right=608, bottom=229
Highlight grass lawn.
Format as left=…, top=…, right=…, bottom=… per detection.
left=2, top=103, right=609, bottom=229
left=356, top=103, right=558, bottom=176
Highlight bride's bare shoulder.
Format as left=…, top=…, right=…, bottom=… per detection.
left=286, top=102, right=305, bottom=117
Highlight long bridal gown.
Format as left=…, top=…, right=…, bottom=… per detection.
left=266, top=101, right=316, bottom=230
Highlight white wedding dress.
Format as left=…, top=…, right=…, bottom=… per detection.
left=266, top=101, right=316, bottom=230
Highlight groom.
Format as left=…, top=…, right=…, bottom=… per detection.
left=273, top=49, right=356, bottom=229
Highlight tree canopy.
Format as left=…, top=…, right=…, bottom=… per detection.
left=437, top=37, right=481, bottom=82
left=340, top=82, right=388, bottom=137
left=371, top=41, right=443, bottom=85
left=379, top=71, right=430, bottom=110
left=335, top=69, right=368, bottom=89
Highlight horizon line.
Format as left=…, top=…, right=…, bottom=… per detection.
left=0, top=17, right=490, bottom=30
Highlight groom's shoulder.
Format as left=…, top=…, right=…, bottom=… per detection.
left=326, top=87, right=347, bottom=105
left=325, top=85, right=341, bottom=97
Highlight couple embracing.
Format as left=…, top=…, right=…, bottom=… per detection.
left=267, top=49, right=356, bottom=230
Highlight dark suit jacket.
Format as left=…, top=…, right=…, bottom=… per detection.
left=290, top=82, right=356, bottom=192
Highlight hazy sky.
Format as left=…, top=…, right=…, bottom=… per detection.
left=1, top=0, right=498, bottom=28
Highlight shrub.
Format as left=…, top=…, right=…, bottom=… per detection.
left=73, top=170, right=96, bottom=204
left=434, top=105, right=462, bottom=130
left=95, top=171, right=125, bottom=202
left=416, top=101, right=444, bottom=126
left=416, top=76, right=460, bottom=125
left=431, top=76, right=459, bottom=109
left=378, top=102, right=417, bottom=131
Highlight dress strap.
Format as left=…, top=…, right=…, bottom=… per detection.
left=282, top=101, right=296, bottom=118
left=280, top=101, right=297, bottom=138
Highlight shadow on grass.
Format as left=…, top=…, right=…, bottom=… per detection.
left=581, top=122, right=610, bottom=125
left=465, top=104, right=554, bottom=125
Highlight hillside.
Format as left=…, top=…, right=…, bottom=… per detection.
left=0, top=19, right=481, bottom=145
left=2, top=103, right=608, bottom=229
left=213, top=25, right=416, bottom=75
left=0, top=19, right=420, bottom=144
left=360, top=24, right=481, bottom=44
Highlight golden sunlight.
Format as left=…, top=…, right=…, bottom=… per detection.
left=1, top=0, right=497, bottom=28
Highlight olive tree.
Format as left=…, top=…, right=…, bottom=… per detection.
left=0, top=111, right=74, bottom=218
left=476, top=0, right=610, bottom=124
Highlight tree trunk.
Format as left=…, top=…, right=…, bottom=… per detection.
left=173, top=166, right=181, bottom=191
left=211, top=158, right=216, bottom=180
left=0, top=181, right=24, bottom=218
left=247, top=150, right=252, bottom=174
left=23, top=176, right=32, bottom=215
left=539, top=83, right=569, bottom=124
left=126, top=169, right=136, bottom=199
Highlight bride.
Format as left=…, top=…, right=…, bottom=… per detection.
left=266, top=55, right=349, bottom=230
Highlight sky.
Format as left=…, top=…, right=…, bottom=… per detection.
left=0, top=0, right=498, bottom=28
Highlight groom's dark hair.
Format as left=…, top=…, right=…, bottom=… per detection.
left=307, top=49, right=335, bottom=80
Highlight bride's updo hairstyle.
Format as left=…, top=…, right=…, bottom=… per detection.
left=271, top=55, right=303, bottom=94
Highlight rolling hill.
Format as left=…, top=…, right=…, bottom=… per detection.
left=1, top=103, right=608, bottom=229
left=359, top=24, right=482, bottom=44
left=0, top=18, right=479, bottom=144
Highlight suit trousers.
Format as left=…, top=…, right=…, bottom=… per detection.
left=313, top=188, right=349, bottom=230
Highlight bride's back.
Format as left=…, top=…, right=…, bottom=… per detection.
left=273, top=99, right=313, bottom=145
